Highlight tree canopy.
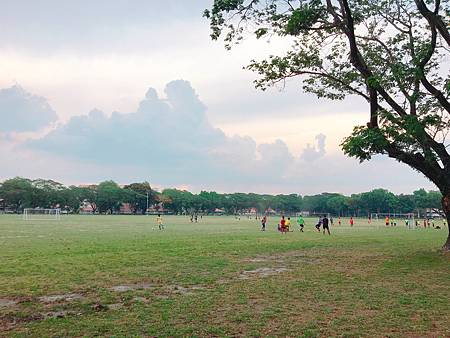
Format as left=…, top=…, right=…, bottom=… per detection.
left=0, top=177, right=444, bottom=218
left=204, top=0, right=450, bottom=249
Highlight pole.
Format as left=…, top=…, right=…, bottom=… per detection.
left=146, top=193, right=149, bottom=215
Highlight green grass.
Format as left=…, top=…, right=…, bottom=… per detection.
left=0, top=215, right=449, bottom=337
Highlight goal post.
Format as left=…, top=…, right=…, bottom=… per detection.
left=23, top=208, right=61, bottom=221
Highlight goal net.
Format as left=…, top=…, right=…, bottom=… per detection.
left=23, top=208, right=61, bottom=221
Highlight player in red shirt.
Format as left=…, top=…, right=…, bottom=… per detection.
left=280, top=216, right=286, bottom=234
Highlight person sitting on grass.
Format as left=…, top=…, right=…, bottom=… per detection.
left=297, top=214, right=305, bottom=232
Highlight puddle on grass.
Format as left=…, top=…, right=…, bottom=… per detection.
left=0, top=299, right=18, bottom=308
left=239, top=267, right=291, bottom=279
left=109, top=283, right=153, bottom=292
left=38, top=293, right=84, bottom=303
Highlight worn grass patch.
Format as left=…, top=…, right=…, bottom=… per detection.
left=0, top=215, right=449, bottom=337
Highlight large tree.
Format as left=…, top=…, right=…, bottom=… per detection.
left=124, top=182, right=156, bottom=214
left=205, top=0, right=450, bottom=250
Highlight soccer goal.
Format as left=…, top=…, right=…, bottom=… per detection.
left=23, top=208, right=61, bottom=221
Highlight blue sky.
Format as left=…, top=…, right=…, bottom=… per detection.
left=0, top=0, right=435, bottom=194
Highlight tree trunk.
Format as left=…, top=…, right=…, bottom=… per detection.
left=442, top=192, right=450, bottom=251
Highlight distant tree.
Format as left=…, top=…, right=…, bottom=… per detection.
left=96, top=181, right=123, bottom=214
left=162, top=189, right=196, bottom=214
left=124, top=182, right=156, bottom=214
left=275, top=194, right=302, bottom=214
left=205, top=0, right=450, bottom=250
left=199, top=191, right=225, bottom=213
left=397, top=194, right=417, bottom=214
left=0, top=177, right=35, bottom=212
left=77, top=186, right=98, bottom=213
left=359, top=189, right=399, bottom=214
left=303, top=193, right=341, bottom=214
left=326, top=195, right=349, bottom=216
left=426, top=191, right=443, bottom=211
left=414, top=188, right=443, bottom=214
left=30, top=179, right=67, bottom=209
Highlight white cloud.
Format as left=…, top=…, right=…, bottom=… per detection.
left=0, top=85, right=57, bottom=132
left=301, top=133, right=326, bottom=162
left=27, top=80, right=298, bottom=187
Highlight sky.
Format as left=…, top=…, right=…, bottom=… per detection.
left=0, top=0, right=435, bottom=194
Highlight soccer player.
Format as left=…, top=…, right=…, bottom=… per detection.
left=297, top=214, right=305, bottom=232
left=280, top=216, right=286, bottom=234
left=350, top=217, right=354, bottom=227
left=261, top=215, right=267, bottom=231
left=315, top=216, right=322, bottom=232
left=338, top=217, right=341, bottom=226
left=385, top=216, right=390, bottom=226
left=286, top=217, right=292, bottom=232
left=156, top=214, right=164, bottom=230
left=322, top=214, right=330, bottom=235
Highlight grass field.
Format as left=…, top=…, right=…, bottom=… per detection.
left=0, top=215, right=449, bottom=337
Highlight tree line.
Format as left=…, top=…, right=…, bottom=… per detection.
left=0, top=177, right=443, bottom=216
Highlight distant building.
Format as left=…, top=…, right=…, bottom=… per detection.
left=243, top=208, right=257, bottom=216
left=119, top=203, right=133, bottom=214
left=147, top=203, right=170, bottom=214
left=425, top=208, right=443, bottom=218
left=214, top=208, right=225, bottom=215
left=265, top=208, right=277, bottom=215
left=79, top=201, right=94, bottom=214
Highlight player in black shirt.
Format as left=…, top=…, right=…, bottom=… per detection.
left=322, top=215, right=331, bottom=235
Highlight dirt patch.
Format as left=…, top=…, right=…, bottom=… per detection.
left=38, top=293, right=84, bottom=303
left=133, top=296, right=151, bottom=303
left=42, top=311, right=77, bottom=319
left=244, top=258, right=269, bottom=263
left=107, top=303, right=124, bottom=310
left=169, top=285, right=206, bottom=295
left=0, top=313, right=43, bottom=331
left=243, top=252, right=320, bottom=265
left=109, top=283, right=153, bottom=292
left=0, top=299, right=18, bottom=309
left=154, top=294, right=170, bottom=300
left=153, top=285, right=207, bottom=298
left=239, top=267, right=290, bottom=279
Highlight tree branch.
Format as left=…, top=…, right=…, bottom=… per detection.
left=414, top=0, right=450, bottom=47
